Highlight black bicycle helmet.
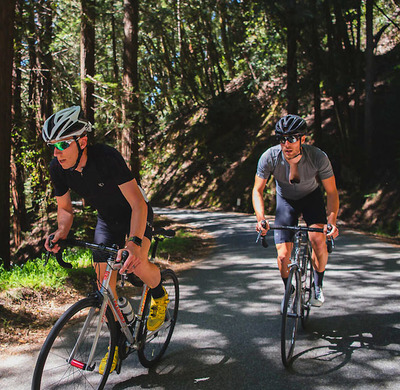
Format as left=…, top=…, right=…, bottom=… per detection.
left=275, top=114, right=307, bottom=135
left=42, top=106, right=92, bottom=143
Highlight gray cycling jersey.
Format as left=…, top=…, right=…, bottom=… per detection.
left=256, top=144, right=334, bottom=200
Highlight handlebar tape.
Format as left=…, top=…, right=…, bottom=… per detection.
left=48, top=235, right=73, bottom=269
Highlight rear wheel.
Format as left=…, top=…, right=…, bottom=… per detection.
left=137, top=269, right=179, bottom=368
left=281, top=266, right=301, bottom=368
left=32, top=295, right=117, bottom=390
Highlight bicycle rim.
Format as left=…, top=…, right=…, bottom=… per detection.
left=301, top=243, right=313, bottom=328
left=137, top=269, right=179, bottom=368
left=32, top=296, right=117, bottom=390
left=281, top=267, right=301, bottom=367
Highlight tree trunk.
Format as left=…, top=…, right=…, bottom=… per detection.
left=122, top=0, right=141, bottom=180
left=364, top=0, right=374, bottom=162
left=11, top=0, right=28, bottom=249
left=217, top=0, right=234, bottom=79
left=286, top=0, right=298, bottom=114
left=354, top=0, right=362, bottom=140
left=311, top=0, right=322, bottom=144
left=0, top=0, right=16, bottom=269
left=26, top=0, right=38, bottom=143
left=36, top=0, right=53, bottom=128
left=81, top=0, right=96, bottom=128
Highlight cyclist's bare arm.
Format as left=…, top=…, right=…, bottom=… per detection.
left=118, top=178, right=148, bottom=273
left=321, top=175, right=339, bottom=238
left=252, top=175, right=270, bottom=234
left=45, top=191, right=74, bottom=252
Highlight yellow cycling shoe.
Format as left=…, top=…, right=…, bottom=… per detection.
left=99, top=346, right=118, bottom=375
left=147, top=288, right=170, bottom=331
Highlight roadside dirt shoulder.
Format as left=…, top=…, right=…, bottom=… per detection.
left=0, top=222, right=215, bottom=355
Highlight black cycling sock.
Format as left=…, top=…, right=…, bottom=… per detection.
left=313, top=270, right=325, bottom=287
left=150, top=282, right=165, bottom=299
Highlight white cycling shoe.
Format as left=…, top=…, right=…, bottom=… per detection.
left=310, top=287, right=325, bottom=307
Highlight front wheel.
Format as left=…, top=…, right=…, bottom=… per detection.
left=137, top=269, right=179, bottom=368
left=32, top=295, right=117, bottom=390
left=281, top=266, right=301, bottom=368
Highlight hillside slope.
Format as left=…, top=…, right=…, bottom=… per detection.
left=143, top=47, right=400, bottom=237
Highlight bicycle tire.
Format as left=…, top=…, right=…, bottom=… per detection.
left=32, top=295, right=117, bottom=390
left=281, top=266, right=301, bottom=367
left=301, top=242, right=314, bottom=328
left=137, top=269, right=179, bottom=368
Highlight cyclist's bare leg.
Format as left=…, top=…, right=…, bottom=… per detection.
left=95, top=262, right=119, bottom=298
left=276, top=242, right=293, bottom=279
left=308, top=224, right=328, bottom=272
left=93, top=238, right=160, bottom=316
left=94, top=262, right=119, bottom=320
left=130, top=237, right=162, bottom=288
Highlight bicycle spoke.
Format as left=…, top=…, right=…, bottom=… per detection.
left=32, top=297, right=117, bottom=390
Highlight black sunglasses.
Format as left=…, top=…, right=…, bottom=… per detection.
left=276, top=134, right=301, bottom=144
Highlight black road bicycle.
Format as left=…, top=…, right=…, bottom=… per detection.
left=257, top=223, right=333, bottom=367
left=32, top=227, right=179, bottom=389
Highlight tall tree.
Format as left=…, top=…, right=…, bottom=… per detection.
left=36, top=0, right=53, bottom=126
left=364, top=0, right=374, bottom=162
left=310, top=0, right=322, bottom=143
left=121, top=0, right=141, bottom=179
left=81, top=0, right=96, bottom=127
left=286, top=0, right=298, bottom=114
left=11, top=0, right=28, bottom=249
left=0, top=0, right=16, bottom=269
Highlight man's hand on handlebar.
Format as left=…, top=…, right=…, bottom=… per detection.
left=256, top=219, right=270, bottom=236
left=325, top=223, right=339, bottom=239
left=117, top=241, right=142, bottom=275
left=45, top=231, right=67, bottom=253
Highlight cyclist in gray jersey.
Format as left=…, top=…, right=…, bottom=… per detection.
left=252, top=114, right=339, bottom=309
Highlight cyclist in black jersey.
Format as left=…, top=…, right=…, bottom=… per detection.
left=42, top=106, right=169, bottom=374
left=252, top=114, right=339, bottom=310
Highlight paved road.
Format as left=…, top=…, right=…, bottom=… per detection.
left=1, top=209, right=400, bottom=389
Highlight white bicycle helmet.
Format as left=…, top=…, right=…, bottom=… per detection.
left=42, top=106, right=92, bottom=142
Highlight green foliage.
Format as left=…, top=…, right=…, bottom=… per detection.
left=8, top=0, right=400, bottom=267
left=153, top=229, right=197, bottom=260
left=0, top=249, right=93, bottom=291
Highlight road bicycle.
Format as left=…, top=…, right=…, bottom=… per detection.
left=32, top=227, right=179, bottom=390
left=257, top=223, right=333, bottom=367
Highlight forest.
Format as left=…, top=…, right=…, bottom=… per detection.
left=0, top=0, right=399, bottom=269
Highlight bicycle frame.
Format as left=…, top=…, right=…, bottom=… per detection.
left=67, top=252, right=152, bottom=371
left=33, top=230, right=178, bottom=390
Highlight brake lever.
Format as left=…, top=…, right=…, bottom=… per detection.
left=326, top=224, right=335, bottom=253
left=44, top=234, right=55, bottom=266
left=46, top=234, right=73, bottom=269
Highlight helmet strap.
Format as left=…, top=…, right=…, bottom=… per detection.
left=69, top=136, right=84, bottom=171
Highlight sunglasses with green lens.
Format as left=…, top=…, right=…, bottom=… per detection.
left=47, top=137, right=80, bottom=151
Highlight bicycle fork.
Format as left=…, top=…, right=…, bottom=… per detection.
left=68, top=298, right=108, bottom=371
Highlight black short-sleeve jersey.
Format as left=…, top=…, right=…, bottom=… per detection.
left=49, top=144, right=135, bottom=227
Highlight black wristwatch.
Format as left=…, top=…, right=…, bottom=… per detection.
left=127, top=236, right=142, bottom=247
